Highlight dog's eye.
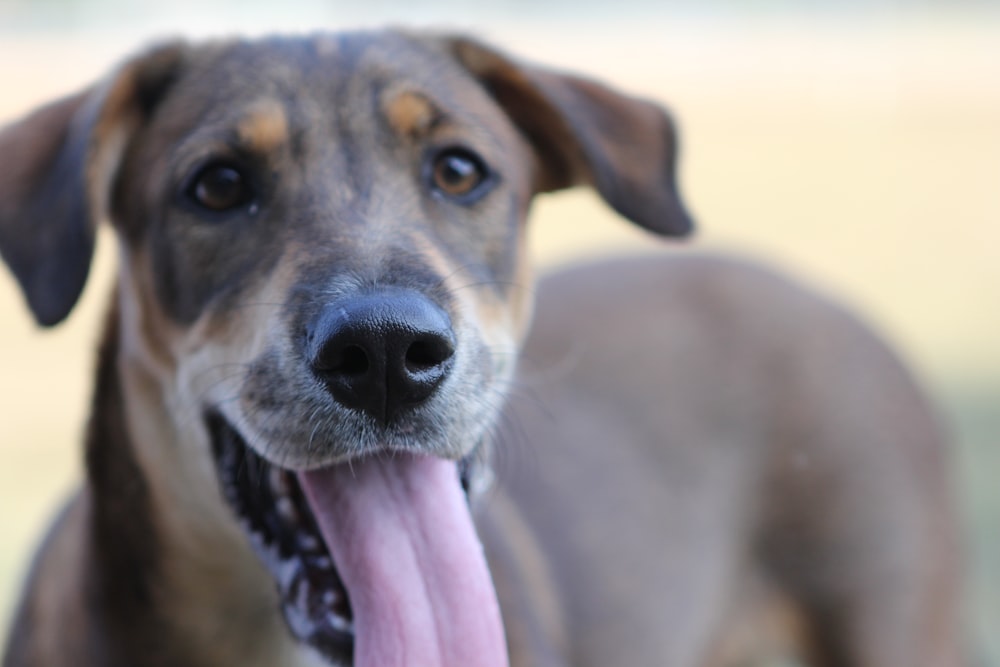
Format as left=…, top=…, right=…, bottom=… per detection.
left=429, top=148, right=491, bottom=202
left=187, top=164, right=255, bottom=213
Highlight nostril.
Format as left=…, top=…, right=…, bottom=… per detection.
left=314, top=343, right=370, bottom=376
left=405, top=337, right=455, bottom=373
left=339, top=345, right=370, bottom=375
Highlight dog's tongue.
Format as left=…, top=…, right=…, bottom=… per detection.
left=298, top=455, right=508, bottom=667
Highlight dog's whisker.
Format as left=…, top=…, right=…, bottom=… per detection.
left=447, top=279, right=535, bottom=296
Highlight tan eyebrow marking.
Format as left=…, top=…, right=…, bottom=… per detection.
left=236, top=101, right=289, bottom=153
left=382, top=90, right=442, bottom=139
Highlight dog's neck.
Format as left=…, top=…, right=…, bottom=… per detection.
left=78, top=300, right=190, bottom=666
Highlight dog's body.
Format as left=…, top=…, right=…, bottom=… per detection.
left=485, top=254, right=963, bottom=666
left=0, top=32, right=961, bottom=667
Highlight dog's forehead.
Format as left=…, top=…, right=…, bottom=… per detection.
left=112, top=32, right=532, bottom=327
left=160, top=33, right=495, bottom=140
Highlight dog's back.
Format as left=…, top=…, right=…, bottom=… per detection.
left=485, top=252, right=963, bottom=666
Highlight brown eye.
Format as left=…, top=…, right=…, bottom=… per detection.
left=429, top=148, right=491, bottom=202
left=187, top=164, right=254, bottom=212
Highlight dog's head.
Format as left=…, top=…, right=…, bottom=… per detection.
left=0, top=32, right=690, bottom=666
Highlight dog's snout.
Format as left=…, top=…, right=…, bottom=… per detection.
left=308, top=290, right=456, bottom=423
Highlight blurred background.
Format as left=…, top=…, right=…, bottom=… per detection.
left=0, top=0, right=997, bottom=662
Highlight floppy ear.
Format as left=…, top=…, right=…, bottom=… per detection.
left=0, top=43, right=184, bottom=326
left=445, top=36, right=693, bottom=237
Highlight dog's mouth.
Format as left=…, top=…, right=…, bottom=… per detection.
left=207, top=412, right=508, bottom=667
left=209, top=414, right=355, bottom=661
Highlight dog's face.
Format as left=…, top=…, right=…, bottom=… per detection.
left=119, top=35, right=543, bottom=470
left=0, top=32, right=690, bottom=666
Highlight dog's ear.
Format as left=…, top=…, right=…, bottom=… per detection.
left=445, top=36, right=693, bottom=237
left=0, top=43, right=185, bottom=326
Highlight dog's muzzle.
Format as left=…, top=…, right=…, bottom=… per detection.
left=209, top=288, right=508, bottom=667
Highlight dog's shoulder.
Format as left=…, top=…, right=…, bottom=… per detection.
left=3, top=492, right=99, bottom=667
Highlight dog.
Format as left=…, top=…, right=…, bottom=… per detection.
left=0, top=31, right=963, bottom=667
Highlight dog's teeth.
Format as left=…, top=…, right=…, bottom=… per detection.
left=276, top=497, right=299, bottom=523
left=321, top=590, right=338, bottom=607
left=277, top=557, right=301, bottom=590
left=283, top=601, right=313, bottom=639
left=296, top=577, right=310, bottom=610
left=297, top=533, right=321, bottom=552
left=312, top=555, right=333, bottom=571
left=326, top=611, right=354, bottom=634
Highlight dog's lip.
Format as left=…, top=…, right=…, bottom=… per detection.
left=219, top=416, right=480, bottom=492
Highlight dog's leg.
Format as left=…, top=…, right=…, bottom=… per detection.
left=755, top=299, right=966, bottom=667
left=477, top=492, right=572, bottom=667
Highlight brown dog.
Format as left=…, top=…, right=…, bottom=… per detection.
left=0, top=31, right=962, bottom=667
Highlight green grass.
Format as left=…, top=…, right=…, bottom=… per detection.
left=946, top=385, right=1000, bottom=666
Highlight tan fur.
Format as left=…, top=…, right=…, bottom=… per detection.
left=382, top=90, right=438, bottom=138
left=236, top=101, right=289, bottom=154
left=702, top=573, right=816, bottom=666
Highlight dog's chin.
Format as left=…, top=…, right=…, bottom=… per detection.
left=206, top=412, right=481, bottom=665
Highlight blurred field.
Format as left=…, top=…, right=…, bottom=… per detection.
left=1, top=8, right=998, bottom=662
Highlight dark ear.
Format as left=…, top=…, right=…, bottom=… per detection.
left=0, top=43, right=184, bottom=326
left=446, top=36, right=693, bottom=237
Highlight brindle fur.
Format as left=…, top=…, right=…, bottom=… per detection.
left=0, top=31, right=962, bottom=667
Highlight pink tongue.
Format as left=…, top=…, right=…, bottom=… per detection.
left=298, top=455, right=508, bottom=667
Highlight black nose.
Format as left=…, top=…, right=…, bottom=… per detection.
left=307, top=289, right=456, bottom=424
